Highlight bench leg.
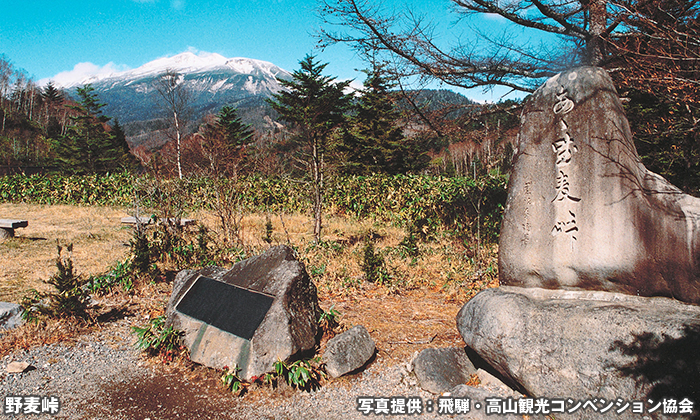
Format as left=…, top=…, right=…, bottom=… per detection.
left=0, top=228, right=14, bottom=240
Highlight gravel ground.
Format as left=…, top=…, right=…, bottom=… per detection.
left=0, top=315, right=498, bottom=420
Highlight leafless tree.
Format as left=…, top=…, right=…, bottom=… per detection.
left=153, top=70, right=192, bottom=179
left=319, top=0, right=699, bottom=95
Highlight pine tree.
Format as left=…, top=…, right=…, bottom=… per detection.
left=267, top=55, right=351, bottom=242
left=53, top=85, right=135, bottom=174
left=41, top=82, right=64, bottom=107
left=218, top=105, right=254, bottom=147
left=110, top=118, right=139, bottom=171
left=198, top=105, right=255, bottom=177
left=342, top=68, right=428, bottom=174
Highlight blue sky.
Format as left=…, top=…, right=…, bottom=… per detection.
left=1, top=0, right=522, bottom=102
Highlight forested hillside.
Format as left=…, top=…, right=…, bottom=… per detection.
left=0, top=53, right=517, bottom=182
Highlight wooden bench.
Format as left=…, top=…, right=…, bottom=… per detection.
left=121, top=216, right=196, bottom=228
left=0, top=219, right=28, bottom=239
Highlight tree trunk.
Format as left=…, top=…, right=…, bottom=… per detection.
left=174, top=111, right=183, bottom=179
left=587, top=0, right=607, bottom=66
left=312, top=139, right=323, bottom=243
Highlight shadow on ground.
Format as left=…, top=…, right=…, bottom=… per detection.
left=82, top=365, right=245, bottom=420
left=611, top=324, right=700, bottom=419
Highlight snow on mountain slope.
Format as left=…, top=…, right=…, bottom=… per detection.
left=60, top=52, right=292, bottom=133
left=59, top=51, right=290, bottom=89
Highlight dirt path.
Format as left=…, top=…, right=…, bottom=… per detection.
left=1, top=288, right=469, bottom=420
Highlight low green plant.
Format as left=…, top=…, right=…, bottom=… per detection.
left=318, top=305, right=341, bottom=335
left=86, top=259, right=133, bottom=295
left=361, top=238, right=390, bottom=285
left=273, top=357, right=324, bottom=391
left=263, top=215, right=274, bottom=244
left=131, top=314, right=183, bottom=357
left=221, top=364, right=248, bottom=395
left=309, top=263, right=326, bottom=279
left=21, top=244, right=92, bottom=322
left=397, top=227, right=420, bottom=259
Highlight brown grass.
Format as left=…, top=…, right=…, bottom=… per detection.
left=0, top=203, right=132, bottom=302
left=0, top=202, right=499, bottom=367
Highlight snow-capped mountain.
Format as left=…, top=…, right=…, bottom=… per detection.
left=63, top=52, right=292, bottom=146
left=65, top=52, right=290, bottom=91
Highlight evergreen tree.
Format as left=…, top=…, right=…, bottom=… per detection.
left=218, top=105, right=254, bottom=147
left=111, top=118, right=139, bottom=171
left=54, top=85, right=134, bottom=174
left=342, top=68, right=427, bottom=174
left=267, top=55, right=351, bottom=242
left=198, top=105, right=255, bottom=177
left=41, top=82, right=64, bottom=106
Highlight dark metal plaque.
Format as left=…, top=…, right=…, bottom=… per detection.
left=176, top=276, right=274, bottom=340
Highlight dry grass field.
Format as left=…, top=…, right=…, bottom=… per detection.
left=0, top=203, right=133, bottom=302
left=0, top=201, right=498, bottom=364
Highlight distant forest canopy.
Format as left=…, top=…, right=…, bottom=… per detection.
left=0, top=54, right=518, bottom=180
left=1, top=49, right=697, bottom=193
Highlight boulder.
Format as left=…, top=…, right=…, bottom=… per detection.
left=499, top=66, right=700, bottom=304
left=411, top=347, right=477, bottom=394
left=166, top=245, right=320, bottom=381
left=322, top=325, right=375, bottom=378
left=475, top=368, right=519, bottom=397
left=457, top=286, right=700, bottom=419
left=0, top=302, right=24, bottom=330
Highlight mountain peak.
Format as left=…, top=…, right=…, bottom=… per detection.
left=133, top=51, right=229, bottom=77
left=53, top=52, right=289, bottom=88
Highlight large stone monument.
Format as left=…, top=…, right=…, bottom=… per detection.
left=457, top=67, right=700, bottom=419
left=499, top=66, right=700, bottom=304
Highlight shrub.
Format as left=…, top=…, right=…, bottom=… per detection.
left=361, top=237, right=390, bottom=284
left=130, top=222, right=152, bottom=276
left=21, top=244, right=92, bottom=322
left=131, top=314, right=183, bottom=358
left=0, top=172, right=508, bottom=242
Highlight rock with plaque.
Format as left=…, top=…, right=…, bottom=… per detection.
left=165, top=245, right=320, bottom=381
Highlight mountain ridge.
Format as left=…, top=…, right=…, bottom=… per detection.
left=58, top=52, right=290, bottom=89
left=61, top=52, right=293, bottom=148
left=58, top=52, right=475, bottom=151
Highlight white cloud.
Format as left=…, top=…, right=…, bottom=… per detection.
left=40, top=62, right=130, bottom=88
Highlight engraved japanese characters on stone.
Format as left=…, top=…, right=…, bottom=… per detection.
left=551, top=87, right=580, bottom=242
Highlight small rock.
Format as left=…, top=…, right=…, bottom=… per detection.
left=0, top=302, right=25, bottom=330
left=476, top=368, right=506, bottom=389
left=412, top=347, right=477, bottom=394
left=323, top=325, right=375, bottom=378
left=7, top=361, right=32, bottom=373
left=476, top=368, right=519, bottom=397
